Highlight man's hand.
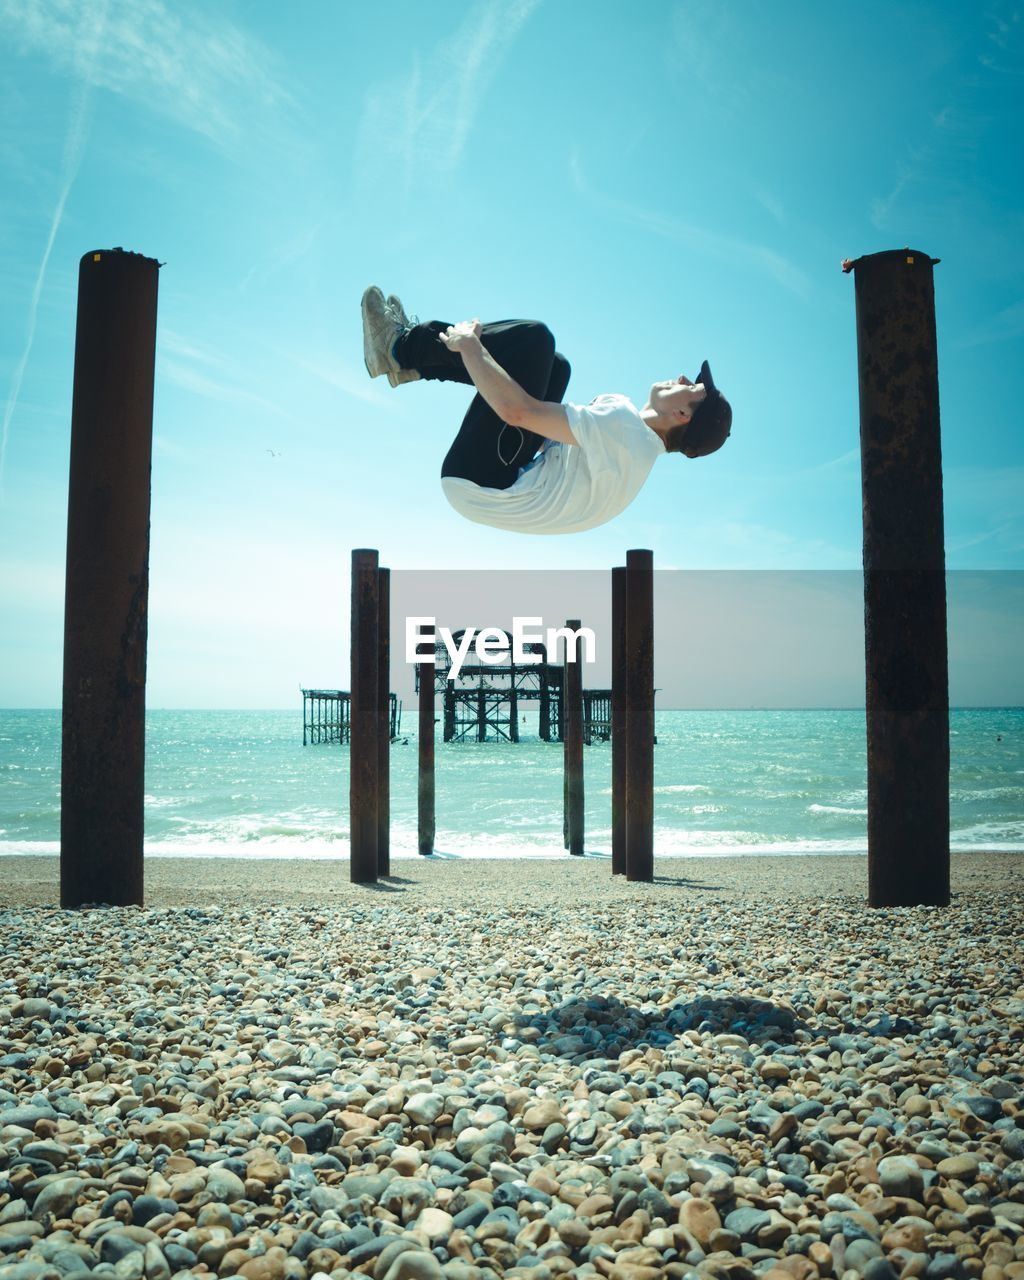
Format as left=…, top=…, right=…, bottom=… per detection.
left=439, top=318, right=483, bottom=353
left=440, top=318, right=578, bottom=446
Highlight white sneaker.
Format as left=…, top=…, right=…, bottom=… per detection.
left=361, top=285, right=420, bottom=385
left=385, top=292, right=421, bottom=386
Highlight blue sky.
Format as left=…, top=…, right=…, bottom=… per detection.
left=1, top=0, right=1022, bottom=707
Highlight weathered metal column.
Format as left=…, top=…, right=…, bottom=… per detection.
left=61, top=249, right=159, bottom=910
left=377, top=566, right=390, bottom=877
left=625, top=550, right=654, bottom=882
left=845, top=249, right=950, bottom=907
left=563, top=618, right=585, bottom=856
left=539, top=660, right=551, bottom=741
left=418, top=623, right=435, bottom=856
left=509, top=674, right=520, bottom=744
left=611, top=566, right=626, bottom=875
left=350, top=548, right=379, bottom=883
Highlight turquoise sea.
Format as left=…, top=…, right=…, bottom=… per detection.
left=0, top=708, right=1022, bottom=860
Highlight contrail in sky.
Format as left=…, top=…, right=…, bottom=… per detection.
left=0, top=4, right=105, bottom=503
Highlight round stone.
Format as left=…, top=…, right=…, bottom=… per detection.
left=936, top=1155, right=981, bottom=1181
left=417, top=1207, right=454, bottom=1240
left=877, top=1156, right=924, bottom=1200
left=521, top=1098, right=566, bottom=1130
left=403, top=1092, right=445, bottom=1125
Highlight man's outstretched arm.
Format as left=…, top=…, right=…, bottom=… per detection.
left=441, top=320, right=578, bottom=445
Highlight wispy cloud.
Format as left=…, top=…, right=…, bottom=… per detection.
left=951, top=298, right=1024, bottom=349
left=0, top=0, right=104, bottom=502
left=161, top=329, right=392, bottom=416
left=157, top=357, right=287, bottom=415
left=353, top=0, right=542, bottom=198
left=751, top=185, right=786, bottom=226
left=797, top=448, right=860, bottom=477
left=0, top=0, right=292, bottom=148
left=569, top=150, right=813, bottom=301
left=238, top=222, right=324, bottom=294
left=869, top=164, right=917, bottom=231
left=945, top=525, right=1015, bottom=554
left=980, top=0, right=1024, bottom=74
left=282, top=350, right=394, bottom=409
left=716, top=520, right=859, bottom=568
left=871, top=6, right=1021, bottom=230
left=159, top=329, right=226, bottom=368
left=156, top=331, right=297, bottom=420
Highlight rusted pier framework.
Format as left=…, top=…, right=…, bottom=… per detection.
left=582, top=691, right=612, bottom=743
left=302, top=689, right=400, bottom=744
left=352, top=551, right=655, bottom=871
left=414, top=637, right=619, bottom=744
left=845, top=249, right=950, bottom=908
left=61, top=249, right=159, bottom=910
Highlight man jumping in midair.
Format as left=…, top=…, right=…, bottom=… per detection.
left=361, top=286, right=732, bottom=535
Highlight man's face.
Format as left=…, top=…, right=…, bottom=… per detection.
left=650, top=376, right=706, bottom=433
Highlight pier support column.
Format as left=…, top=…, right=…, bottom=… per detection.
left=418, top=623, right=435, bottom=856
left=563, top=619, right=585, bottom=856
left=509, top=677, right=520, bottom=744
left=624, top=550, right=654, bottom=882
left=611, top=567, right=626, bottom=875
left=350, top=548, right=380, bottom=883
left=377, top=567, right=390, bottom=877
left=61, top=248, right=159, bottom=910
left=845, top=249, right=949, bottom=907
left=539, top=661, right=551, bottom=741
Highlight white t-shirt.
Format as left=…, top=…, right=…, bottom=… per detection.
left=440, top=394, right=665, bottom=535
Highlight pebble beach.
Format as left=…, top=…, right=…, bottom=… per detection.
left=1, top=852, right=1022, bottom=1280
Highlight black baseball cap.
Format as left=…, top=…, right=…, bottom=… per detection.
left=685, top=359, right=732, bottom=457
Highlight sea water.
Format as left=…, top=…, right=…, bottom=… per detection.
left=1, top=707, right=1021, bottom=860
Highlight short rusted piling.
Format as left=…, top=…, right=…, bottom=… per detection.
left=563, top=619, right=585, bottom=856
left=846, top=249, right=950, bottom=907
left=350, top=548, right=380, bottom=883
left=611, top=567, right=627, bottom=875
left=61, top=249, right=159, bottom=910
left=418, top=623, right=436, bottom=856
left=624, top=550, right=654, bottom=882
left=377, top=566, right=391, bottom=877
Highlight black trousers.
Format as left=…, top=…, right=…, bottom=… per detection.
left=393, top=319, right=571, bottom=490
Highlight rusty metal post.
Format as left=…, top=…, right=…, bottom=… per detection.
left=539, top=659, right=551, bottom=740
left=846, top=249, right=949, bottom=907
left=61, top=249, right=159, bottom=910
left=377, top=567, right=390, bottom=877
left=611, top=566, right=626, bottom=875
left=563, top=619, right=585, bottom=856
left=625, top=550, right=654, bottom=882
left=418, top=622, right=436, bottom=856
left=350, top=548, right=379, bottom=883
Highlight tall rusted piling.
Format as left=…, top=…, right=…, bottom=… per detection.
left=845, top=249, right=950, bottom=907
left=61, top=249, right=159, bottom=910
left=624, top=550, right=654, bottom=882
left=611, top=567, right=626, bottom=875
left=563, top=619, right=585, bottom=856
left=418, top=623, right=436, bottom=856
left=377, top=567, right=391, bottom=877
left=350, top=549, right=380, bottom=882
